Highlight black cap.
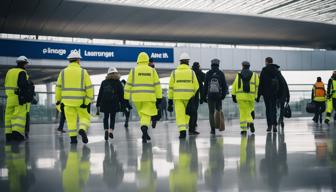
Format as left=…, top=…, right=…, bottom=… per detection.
left=242, top=61, right=250, bottom=66
left=211, top=58, right=220, bottom=66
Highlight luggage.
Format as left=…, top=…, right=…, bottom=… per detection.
left=283, top=103, right=292, bottom=118
left=214, top=110, right=225, bottom=131
left=306, top=102, right=316, bottom=113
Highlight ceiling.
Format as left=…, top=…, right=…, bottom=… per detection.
left=90, top=0, right=336, bottom=25
left=1, top=0, right=336, bottom=49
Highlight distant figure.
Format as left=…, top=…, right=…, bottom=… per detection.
left=96, top=67, right=125, bottom=141
left=311, top=77, right=326, bottom=124
left=257, top=57, right=286, bottom=133
left=160, top=89, right=168, bottom=120
left=188, top=62, right=205, bottom=135
left=203, top=59, right=228, bottom=135
left=121, top=79, right=132, bottom=128
left=232, top=61, right=259, bottom=135
left=325, top=71, right=336, bottom=125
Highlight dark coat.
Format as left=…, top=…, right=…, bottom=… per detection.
left=203, top=65, right=228, bottom=100
left=192, top=66, right=205, bottom=101
left=258, top=64, right=289, bottom=100
left=96, top=73, right=124, bottom=113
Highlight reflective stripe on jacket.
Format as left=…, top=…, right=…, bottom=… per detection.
left=55, top=62, right=93, bottom=107
left=168, top=64, right=199, bottom=100
left=232, top=72, right=259, bottom=101
left=124, top=62, right=162, bottom=101
left=5, top=68, right=28, bottom=106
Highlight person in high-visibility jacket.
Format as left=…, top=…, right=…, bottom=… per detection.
left=124, top=52, right=162, bottom=143
left=232, top=61, right=259, bottom=135
left=311, top=77, right=326, bottom=124
left=4, top=56, right=31, bottom=142
left=62, top=145, right=90, bottom=192
left=167, top=53, right=199, bottom=139
left=325, top=71, right=336, bottom=125
left=55, top=51, right=93, bottom=144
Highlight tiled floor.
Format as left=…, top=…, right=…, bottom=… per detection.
left=0, top=117, right=336, bottom=192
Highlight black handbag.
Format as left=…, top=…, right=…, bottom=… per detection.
left=306, top=102, right=316, bottom=113
left=283, top=103, right=292, bottom=118
left=186, top=97, right=197, bottom=116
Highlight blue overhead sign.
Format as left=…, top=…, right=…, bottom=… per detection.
left=0, top=39, right=174, bottom=63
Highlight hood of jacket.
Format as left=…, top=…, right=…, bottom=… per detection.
left=106, top=72, right=120, bottom=80
left=210, top=64, right=220, bottom=71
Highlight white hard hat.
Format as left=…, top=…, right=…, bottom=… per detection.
left=67, top=50, right=82, bottom=60
left=16, top=56, right=29, bottom=64
left=179, top=52, right=190, bottom=60
left=107, top=67, right=118, bottom=74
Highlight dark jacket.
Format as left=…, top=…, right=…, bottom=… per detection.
left=258, top=64, right=288, bottom=100
left=204, top=65, right=228, bottom=100
left=192, top=66, right=205, bottom=101
left=96, top=73, right=125, bottom=113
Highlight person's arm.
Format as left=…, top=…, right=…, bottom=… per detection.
left=124, top=69, right=133, bottom=101
left=96, top=81, right=103, bottom=107
left=153, top=69, right=162, bottom=99
left=55, top=71, right=63, bottom=104
left=168, top=71, right=175, bottom=100
left=222, top=71, right=228, bottom=97
left=258, top=69, right=265, bottom=98
left=17, top=71, right=28, bottom=92
left=192, top=71, right=199, bottom=96
left=311, top=86, right=315, bottom=101
left=203, top=72, right=209, bottom=99
left=327, top=78, right=332, bottom=98
left=231, top=74, right=238, bottom=103
left=84, top=70, right=94, bottom=105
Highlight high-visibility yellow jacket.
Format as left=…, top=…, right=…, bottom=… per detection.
left=55, top=62, right=93, bottom=107
left=168, top=64, right=199, bottom=100
left=332, top=80, right=336, bottom=99
left=124, top=62, right=162, bottom=102
left=5, top=68, right=28, bottom=106
left=312, top=82, right=326, bottom=102
left=232, top=72, right=259, bottom=101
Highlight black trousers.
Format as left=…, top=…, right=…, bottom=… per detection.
left=277, top=100, right=285, bottom=124
left=104, top=112, right=116, bottom=130
left=58, top=112, right=66, bottom=130
left=264, top=97, right=277, bottom=127
left=25, top=112, right=30, bottom=135
left=313, top=101, right=325, bottom=123
left=188, top=98, right=200, bottom=131
left=208, top=99, right=222, bottom=129
left=124, top=110, right=130, bottom=125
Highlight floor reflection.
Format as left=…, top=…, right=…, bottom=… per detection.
left=205, top=137, right=224, bottom=191
left=103, top=142, right=124, bottom=190
left=137, top=143, right=156, bottom=192
left=238, top=135, right=256, bottom=191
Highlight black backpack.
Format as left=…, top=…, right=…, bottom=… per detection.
left=101, top=83, right=116, bottom=102
left=208, top=72, right=222, bottom=99
left=271, top=75, right=280, bottom=96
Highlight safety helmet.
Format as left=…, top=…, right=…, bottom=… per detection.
left=107, top=67, right=118, bottom=74
left=137, top=52, right=149, bottom=64
left=16, top=56, right=29, bottom=64
left=67, top=50, right=82, bottom=60
left=179, top=52, right=190, bottom=60
left=242, top=61, right=250, bottom=66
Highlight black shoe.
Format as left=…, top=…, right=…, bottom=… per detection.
left=5, top=134, right=12, bottom=142
left=141, top=126, right=150, bottom=143
left=266, top=126, right=272, bottom=132
left=152, top=121, right=157, bottom=129
left=57, top=127, right=66, bottom=133
left=280, top=122, right=284, bottom=128
left=70, top=136, right=78, bottom=144
left=241, top=130, right=247, bottom=135
left=124, top=123, right=128, bottom=128
left=273, top=125, right=277, bottom=133
left=79, top=129, right=88, bottom=144
left=210, top=128, right=216, bottom=135
left=189, top=130, right=200, bottom=135
left=104, top=130, right=108, bottom=141
left=325, top=119, right=330, bottom=125
left=179, top=130, right=187, bottom=139
left=109, top=132, right=114, bottom=139
left=250, top=123, right=255, bottom=133
left=12, top=131, right=24, bottom=141
left=25, top=132, right=29, bottom=139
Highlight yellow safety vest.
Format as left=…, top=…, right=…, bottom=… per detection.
left=333, top=80, right=336, bottom=99
left=4, top=68, right=28, bottom=106
left=232, top=72, right=259, bottom=101
left=55, top=62, right=93, bottom=107
left=124, top=62, right=162, bottom=102
left=168, top=64, right=199, bottom=100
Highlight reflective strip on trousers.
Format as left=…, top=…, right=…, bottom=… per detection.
left=5, top=86, right=17, bottom=90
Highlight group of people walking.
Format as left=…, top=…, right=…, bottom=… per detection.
left=6, top=50, right=335, bottom=144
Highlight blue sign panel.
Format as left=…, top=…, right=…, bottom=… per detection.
left=0, top=39, right=174, bottom=63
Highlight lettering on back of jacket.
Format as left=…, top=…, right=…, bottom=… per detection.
left=138, top=73, right=152, bottom=76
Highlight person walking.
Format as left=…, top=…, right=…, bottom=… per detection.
left=232, top=61, right=259, bottom=135
left=203, top=59, right=228, bottom=135
left=167, top=52, right=199, bottom=139
left=311, top=77, right=326, bottom=124
left=121, top=79, right=132, bottom=128
left=257, top=57, right=285, bottom=133
left=55, top=50, right=93, bottom=144
left=325, top=71, right=336, bottom=125
left=96, top=67, right=125, bottom=141
left=124, top=52, right=162, bottom=143
left=188, top=62, right=205, bottom=135
left=4, top=56, right=32, bottom=142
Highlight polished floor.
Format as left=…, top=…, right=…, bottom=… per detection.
left=0, top=117, right=336, bottom=192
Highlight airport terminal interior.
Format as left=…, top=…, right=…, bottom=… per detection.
left=1, top=0, right=336, bottom=191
